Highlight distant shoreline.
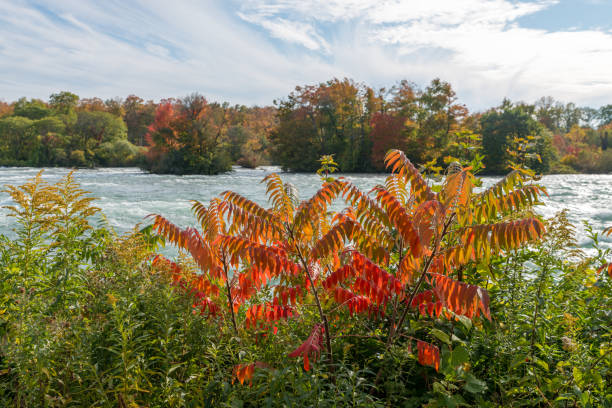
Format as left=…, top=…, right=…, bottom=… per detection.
left=0, top=164, right=609, bottom=176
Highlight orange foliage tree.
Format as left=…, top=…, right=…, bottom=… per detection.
left=151, top=149, right=546, bottom=382
left=144, top=94, right=231, bottom=174
left=0, top=101, right=13, bottom=118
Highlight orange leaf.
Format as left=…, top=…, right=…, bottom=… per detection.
left=417, top=340, right=440, bottom=371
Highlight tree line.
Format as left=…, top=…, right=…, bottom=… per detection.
left=0, top=92, right=144, bottom=167
left=271, top=78, right=611, bottom=174
left=0, top=92, right=274, bottom=173
left=1, top=79, right=611, bottom=174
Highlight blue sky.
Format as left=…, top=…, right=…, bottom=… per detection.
left=1, top=0, right=611, bottom=110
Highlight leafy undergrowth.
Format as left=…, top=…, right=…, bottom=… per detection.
left=0, top=156, right=610, bottom=407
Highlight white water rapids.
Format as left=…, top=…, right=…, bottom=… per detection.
left=1, top=167, right=610, bottom=252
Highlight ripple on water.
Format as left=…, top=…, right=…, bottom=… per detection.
left=0, top=168, right=610, bottom=252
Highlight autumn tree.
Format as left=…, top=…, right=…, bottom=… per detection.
left=369, top=113, right=408, bottom=170
left=143, top=94, right=232, bottom=174
left=272, top=78, right=469, bottom=172
left=411, top=78, right=468, bottom=163
left=0, top=101, right=12, bottom=117
left=367, top=81, right=417, bottom=170
left=77, top=97, right=107, bottom=112
left=228, top=105, right=276, bottom=167
left=123, top=95, right=156, bottom=146
left=271, top=78, right=375, bottom=172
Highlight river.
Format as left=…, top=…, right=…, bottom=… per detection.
left=1, top=167, right=611, bottom=251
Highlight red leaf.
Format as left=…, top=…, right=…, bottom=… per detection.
left=288, top=323, right=324, bottom=371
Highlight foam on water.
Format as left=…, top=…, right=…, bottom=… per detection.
left=0, top=167, right=610, bottom=251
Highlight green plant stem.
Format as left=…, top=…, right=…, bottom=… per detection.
left=530, top=265, right=547, bottom=354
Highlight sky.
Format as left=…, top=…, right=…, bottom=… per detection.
left=1, top=0, right=611, bottom=111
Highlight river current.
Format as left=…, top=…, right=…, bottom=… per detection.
left=1, top=167, right=610, bottom=251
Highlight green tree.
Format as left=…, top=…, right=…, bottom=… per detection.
left=49, top=91, right=79, bottom=115
left=33, top=116, right=66, bottom=136
left=226, top=125, right=251, bottom=162
left=415, top=78, right=466, bottom=162
left=71, top=110, right=127, bottom=150
left=580, top=106, right=600, bottom=128
left=481, top=100, right=554, bottom=174
left=535, top=96, right=563, bottom=131
left=33, top=117, right=68, bottom=164
left=13, top=98, right=51, bottom=120
left=561, top=102, right=582, bottom=132
left=0, top=116, right=38, bottom=164
left=599, top=104, right=612, bottom=126
left=95, top=139, right=140, bottom=166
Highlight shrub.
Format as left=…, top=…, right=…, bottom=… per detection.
left=50, top=147, right=68, bottom=165
left=94, top=139, right=141, bottom=166
left=68, top=149, right=88, bottom=167
left=1, top=160, right=610, bottom=406
left=236, top=151, right=263, bottom=168
left=150, top=150, right=548, bottom=404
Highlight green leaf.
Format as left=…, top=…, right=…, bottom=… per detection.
left=533, top=357, right=549, bottom=372
left=451, top=334, right=466, bottom=345
left=464, top=373, right=487, bottom=394
left=433, top=381, right=447, bottom=394
left=451, top=346, right=470, bottom=368
left=168, top=364, right=183, bottom=375
left=455, top=315, right=472, bottom=331
left=510, top=355, right=527, bottom=370
left=573, top=366, right=583, bottom=386
left=580, top=391, right=590, bottom=407
left=431, top=328, right=451, bottom=345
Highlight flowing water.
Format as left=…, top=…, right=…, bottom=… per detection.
left=1, top=167, right=610, bottom=251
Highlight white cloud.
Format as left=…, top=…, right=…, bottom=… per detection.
left=237, top=12, right=330, bottom=52
left=367, top=0, right=555, bottom=25
left=238, top=0, right=378, bottom=22
left=237, top=0, right=612, bottom=108
left=0, top=0, right=611, bottom=110
left=0, top=0, right=340, bottom=105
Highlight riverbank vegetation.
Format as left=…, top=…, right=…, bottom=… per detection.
left=0, top=152, right=609, bottom=406
left=1, top=78, right=612, bottom=174
left=142, top=96, right=274, bottom=174
left=0, top=93, right=142, bottom=168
